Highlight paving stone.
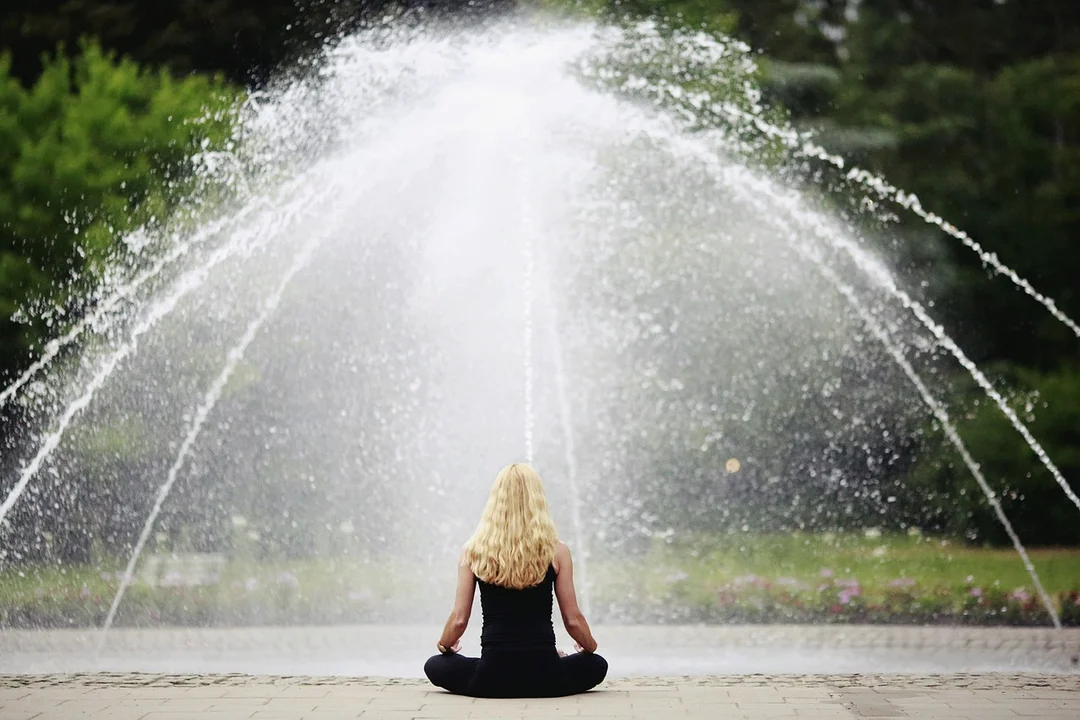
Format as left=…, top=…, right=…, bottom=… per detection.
left=0, top=673, right=1077, bottom=719
left=261, top=697, right=322, bottom=712
left=206, top=698, right=272, bottom=710
left=734, top=703, right=799, bottom=716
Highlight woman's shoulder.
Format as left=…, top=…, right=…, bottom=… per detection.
left=553, top=540, right=571, bottom=572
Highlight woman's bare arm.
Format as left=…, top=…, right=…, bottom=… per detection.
left=437, top=549, right=476, bottom=652
left=553, top=541, right=598, bottom=653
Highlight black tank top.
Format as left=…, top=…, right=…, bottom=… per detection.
left=476, top=566, right=557, bottom=651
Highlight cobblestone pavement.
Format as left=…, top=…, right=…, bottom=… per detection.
left=1, top=673, right=1078, bottom=719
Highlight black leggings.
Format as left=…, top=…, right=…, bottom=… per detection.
left=424, top=649, right=608, bottom=698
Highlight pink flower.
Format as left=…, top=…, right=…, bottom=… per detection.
left=970, top=587, right=983, bottom=598
left=837, top=583, right=862, bottom=604
left=888, top=578, right=916, bottom=588
left=1011, top=588, right=1030, bottom=602
left=819, top=568, right=834, bottom=578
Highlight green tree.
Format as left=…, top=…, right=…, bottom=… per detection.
left=0, top=42, right=236, bottom=380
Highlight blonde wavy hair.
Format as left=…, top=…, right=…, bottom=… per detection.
left=464, top=463, right=559, bottom=589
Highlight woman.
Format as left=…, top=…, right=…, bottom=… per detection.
left=424, top=463, right=607, bottom=698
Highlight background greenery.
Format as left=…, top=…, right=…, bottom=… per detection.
left=1, top=0, right=1079, bottom=579
left=4, top=532, right=1078, bottom=627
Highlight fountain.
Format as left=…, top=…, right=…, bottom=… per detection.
left=1, top=15, right=1078, bottom=674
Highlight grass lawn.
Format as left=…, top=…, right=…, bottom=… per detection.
left=592, top=531, right=1080, bottom=597
left=2, top=532, right=1079, bottom=628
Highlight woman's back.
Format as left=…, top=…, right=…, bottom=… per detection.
left=477, top=566, right=557, bottom=651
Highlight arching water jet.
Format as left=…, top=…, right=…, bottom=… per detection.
left=0, top=17, right=1071, bottom=645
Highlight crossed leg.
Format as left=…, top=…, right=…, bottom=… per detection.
left=559, top=652, right=608, bottom=695
left=425, top=651, right=607, bottom=697
left=424, top=653, right=480, bottom=695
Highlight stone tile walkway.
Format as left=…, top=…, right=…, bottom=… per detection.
left=1, top=673, right=1077, bottom=719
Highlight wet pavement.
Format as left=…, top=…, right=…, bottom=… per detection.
left=2, top=624, right=1078, bottom=677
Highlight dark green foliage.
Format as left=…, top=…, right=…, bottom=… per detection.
left=908, top=365, right=1080, bottom=547
left=0, top=42, right=236, bottom=379
left=0, top=1, right=514, bottom=87
left=816, top=4, right=1080, bottom=546
left=1, top=0, right=356, bottom=86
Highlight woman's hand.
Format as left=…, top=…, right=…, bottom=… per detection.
left=437, top=640, right=461, bottom=654
left=574, top=641, right=594, bottom=654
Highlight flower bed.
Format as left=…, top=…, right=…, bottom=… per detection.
left=595, top=570, right=1080, bottom=626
